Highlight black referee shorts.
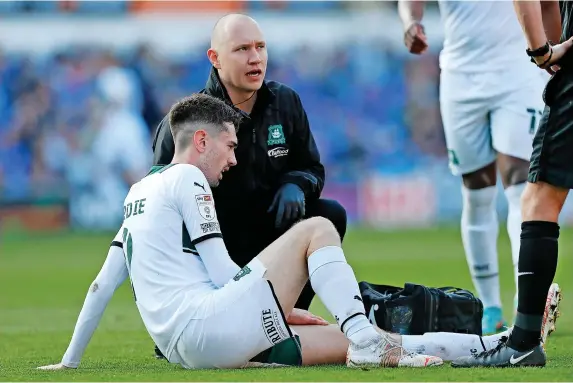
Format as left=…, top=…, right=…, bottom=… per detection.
left=528, top=69, right=573, bottom=189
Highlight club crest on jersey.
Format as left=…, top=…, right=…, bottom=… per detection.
left=195, top=194, right=215, bottom=221
left=267, top=124, right=286, bottom=146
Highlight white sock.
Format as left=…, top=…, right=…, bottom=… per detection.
left=401, top=330, right=511, bottom=361
left=461, top=185, right=501, bottom=308
left=402, top=330, right=505, bottom=361
left=504, top=183, right=525, bottom=293
left=308, top=246, right=379, bottom=345
left=483, top=329, right=510, bottom=348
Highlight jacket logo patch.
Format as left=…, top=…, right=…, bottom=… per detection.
left=267, top=124, right=286, bottom=146
left=268, top=147, right=289, bottom=158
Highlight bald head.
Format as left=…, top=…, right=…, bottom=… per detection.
left=211, top=13, right=262, bottom=50
left=207, top=13, right=268, bottom=94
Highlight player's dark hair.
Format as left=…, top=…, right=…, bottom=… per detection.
left=168, top=93, right=242, bottom=148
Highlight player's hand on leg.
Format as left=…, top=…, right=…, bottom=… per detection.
left=287, top=308, right=329, bottom=326
left=404, top=22, right=428, bottom=54
left=37, top=363, right=74, bottom=370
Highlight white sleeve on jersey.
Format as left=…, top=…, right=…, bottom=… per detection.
left=61, top=233, right=128, bottom=368
left=195, top=237, right=240, bottom=287
left=171, top=164, right=223, bottom=245
left=171, top=165, right=240, bottom=287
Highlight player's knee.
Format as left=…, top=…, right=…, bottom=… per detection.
left=304, top=217, right=341, bottom=248
left=461, top=162, right=497, bottom=189
left=309, top=199, right=347, bottom=240
left=461, top=183, right=497, bottom=210
left=520, top=182, right=566, bottom=222
left=499, top=159, right=529, bottom=187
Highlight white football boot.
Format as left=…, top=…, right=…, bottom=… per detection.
left=541, top=282, right=562, bottom=350
left=346, top=333, right=443, bottom=369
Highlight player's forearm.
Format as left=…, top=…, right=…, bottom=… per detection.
left=62, top=244, right=128, bottom=367
left=398, top=0, right=425, bottom=28
left=513, top=0, right=549, bottom=49
left=61, top=280, right=120, bottom=367
left=541, top=0, right=562, bottom=43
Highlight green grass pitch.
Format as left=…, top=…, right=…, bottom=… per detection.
left=1, top=226, right=572, bottom=381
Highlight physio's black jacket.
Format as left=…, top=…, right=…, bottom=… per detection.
left=152, top=67, right=325, bottom=255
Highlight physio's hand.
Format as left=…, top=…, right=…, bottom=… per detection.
left=287, top=308, right=329, bottom=326
left=404, top=22, right=428, bottom=54
left=37, top=363, right=74, bottom=370
left=267, top=183, right=305, bottom=228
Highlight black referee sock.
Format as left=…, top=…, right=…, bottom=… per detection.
left=508, top=221, right=559, bottom=352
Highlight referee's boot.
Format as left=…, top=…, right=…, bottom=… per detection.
left=154, top=345, right=166, bottom=360
left=452, top=282, right=561, bottom=368
left=451, top=336, right=546, bottom=368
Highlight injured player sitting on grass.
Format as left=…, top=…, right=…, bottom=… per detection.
left=36, top=217, right=560, bottom=370
left=38, top=94, right=560, bottom=370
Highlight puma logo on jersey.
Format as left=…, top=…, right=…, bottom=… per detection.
left=194, top=182, right=206, bottom=192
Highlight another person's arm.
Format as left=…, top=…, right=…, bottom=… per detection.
left=541, top=0, right=562, bottom=44
left=398, top=0, right=425, bottom=28
left=279, top=92, right=325, bottom=201
left=398, top=0, right=428, bottom=54
left=267, top=91, right=325, bottom=228
left=514, top=0, right=549, bottom=50
left=513, top=0, right=572, bottom=74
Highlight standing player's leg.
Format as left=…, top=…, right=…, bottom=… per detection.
left=452, top=71, right=573, bottom=367
left=440, top=70, right=505, bottom=334
left=489, top=71, right=548, bottom=317
left=255, top=217, right=443, bottom=368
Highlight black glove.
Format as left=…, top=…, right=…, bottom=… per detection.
left=267, top=183, right=305, bottom=229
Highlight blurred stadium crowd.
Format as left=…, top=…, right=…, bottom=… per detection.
left=0, top=0, right=448, bottom=229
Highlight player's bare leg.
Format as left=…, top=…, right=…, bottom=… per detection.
left=255, top=217, right=442, bottom=368
left=293, top=325, right=421, bottom=366
left=460, top=161, right=507, bottom=334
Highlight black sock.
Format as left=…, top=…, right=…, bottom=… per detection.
left=508, top=221, right=559, bottom=351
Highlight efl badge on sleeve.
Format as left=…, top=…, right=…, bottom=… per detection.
left=195, top=194, right=216, bottom=221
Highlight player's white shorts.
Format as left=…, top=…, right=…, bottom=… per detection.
left=439, top=69, right=548, bottom=176
left=171, top=258, right=295, bottom=369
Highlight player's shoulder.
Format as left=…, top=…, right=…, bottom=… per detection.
left=161, top=163, right=203, bottom=178
left=162, top=163, right=209, bottom=190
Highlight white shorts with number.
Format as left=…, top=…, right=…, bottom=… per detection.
left=170, top=258, right=293, bottom=369
left=439, top=68, right=549, bottom=176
